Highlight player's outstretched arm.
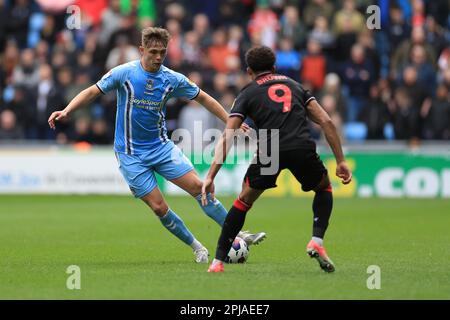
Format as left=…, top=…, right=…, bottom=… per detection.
left=306, top=99, right=352, bottom=185
left=48, top=85, right=102, bottom=129
left=201, top=116, right=243, bottom=206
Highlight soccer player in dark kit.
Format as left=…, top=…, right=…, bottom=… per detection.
left=202, top=45, right=352, bottom=273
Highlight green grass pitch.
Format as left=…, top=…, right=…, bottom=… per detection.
left=0, top=195, right=449, bottom=299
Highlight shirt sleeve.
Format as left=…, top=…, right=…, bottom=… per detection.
left=299, top=85, right=316, bottom=107
left=229, top=92, right=249, bottom=119
left=171, top=73, right=200, bottom=99
left=96, top=66, right=126, bottom=94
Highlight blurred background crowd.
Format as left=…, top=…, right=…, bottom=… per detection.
left=0, top=0, right=449, bottom=147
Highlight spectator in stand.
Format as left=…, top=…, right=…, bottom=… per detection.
left=217, top=0, right=249, bottom=27
left=278, top=6, right=306, bottom=50
left=1, top=42, right=20, bottom=90
left=120, top=0, right=156, bottom=28
left=333, top=0, right=365, bottom=36
left=35, top=40, right=50, bottom=65
left=424, top=16, right=447, bottom=57
left=50, top=49, right=69, bottom=73
left=333, top=15, right=358, bottom=63
left=165, top=19, right=183, bottom=68
left=275, top=37, right=301, bottom=81
left=390, top=87, right=421, bottom=141
left=181, top=31, right=202, bottom=68
left=357, top=30, right=380, bottom=80
left=31, top=64, right=64, bottom=140
left=0, top=109, right=24, bottom=140
left=319, top=73, right=348, bottom=121
left=308, top=15, right=335, bottom=52
left=12, top=49, right=40, bottom=90
left=208, top=28, right=237, bottom=73
left=72, top=116, right=92, bottom=144
left=411, top=0, right=426, bottom=28
left=405, top=44, right=436, bottom=95
left=340, top=44, right=375, bottom=122
left=164, top=2, right=190, bottom=30
left=388, top=6, right=411, bottom=48
left=301, top=39, right=326, bottom=92
left=105, top=35, right=140, bottom=70
left=247, top=0, right=280, bottom=49
left=192, top=13, right=212, bottom=49
left=227, top=25, right=245, bottom=57
left=6, top=0, right=31, bottom=49
left=321, top=94, right=343, bottom=138
left=211, top=72, right=231, bottom=99
left=98, top=0, right=123, bottom=48
left=399, top=66, right=431, bottom=117
left=77, top=51, right=99, bottom=82
left=4, top=85, right=34, bottom=137
left=391, top=26, right=436, bottom=79
left=397, top=66, right=432, bottom=138
left=302, top=0, right=334, bottom=30
left=358, top=84, right=390, bottom=140
left=40, top=15, right=57, bottom=44
left=90, top=118, right=112, bottom=145
left=422, top=84, right=450, bottom=140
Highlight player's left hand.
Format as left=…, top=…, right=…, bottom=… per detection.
left=201, top=177, right=215, bottom=206
left=240, top=122, right=250, bottom=133
left=336, top=161, right=352, bottom=184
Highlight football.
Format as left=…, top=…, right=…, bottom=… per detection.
left=226, top=237, right=249, bottom=264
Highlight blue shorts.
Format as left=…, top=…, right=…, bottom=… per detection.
left=115, top=141, right=194, bottom=198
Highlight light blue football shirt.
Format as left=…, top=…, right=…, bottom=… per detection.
left=96, top=60, right=200, bottom=155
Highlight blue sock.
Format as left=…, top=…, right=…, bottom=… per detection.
left=159, top=209, right=194, bottom=246
left=195, top=193, right=227, bottom=226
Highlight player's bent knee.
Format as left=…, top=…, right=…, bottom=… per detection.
left=151, top=202, right=169, bottom=217
left=143, top=199, right=168, bottom=217
left=234, top=197, right=252, bottom=212
left=238, top=194, right=254, bottom=207
left=190, top=180, right=203, bottom=196
left=314, top=174, right=332, bottom=193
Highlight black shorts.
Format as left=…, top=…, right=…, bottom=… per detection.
left=244, top=148, right=327, bottom=192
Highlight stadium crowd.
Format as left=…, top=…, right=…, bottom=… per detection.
left=0, top=0, right=449, bottom=146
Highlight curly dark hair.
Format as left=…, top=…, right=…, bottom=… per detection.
left=245, top=46, right=276, bottom=73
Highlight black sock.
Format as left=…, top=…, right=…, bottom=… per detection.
left=312, top=188, right=333, bottom=239
left=215, top=199, right=250, bottom=261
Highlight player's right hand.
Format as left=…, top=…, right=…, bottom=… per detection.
left=336, top=161, right=352, bottom=185
left=48, top=110, right=68, bottom=130
left=201, top=177, right=215, bottom=206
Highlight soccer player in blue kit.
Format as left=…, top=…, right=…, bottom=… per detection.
left=48, top=27, right=266, bottom=263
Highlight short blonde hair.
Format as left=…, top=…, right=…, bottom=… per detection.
left=141, top=27, right=171, bottom=48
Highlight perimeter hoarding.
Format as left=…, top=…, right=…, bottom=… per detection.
left=0, top=148, right=449, bottom=198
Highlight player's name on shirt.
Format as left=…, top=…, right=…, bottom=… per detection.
left=256, top=74, right=289, bottom=85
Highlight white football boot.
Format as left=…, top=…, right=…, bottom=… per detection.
left=238, top=230, right=267, bottom=246
left=193, top=247, right=209, bottom=263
